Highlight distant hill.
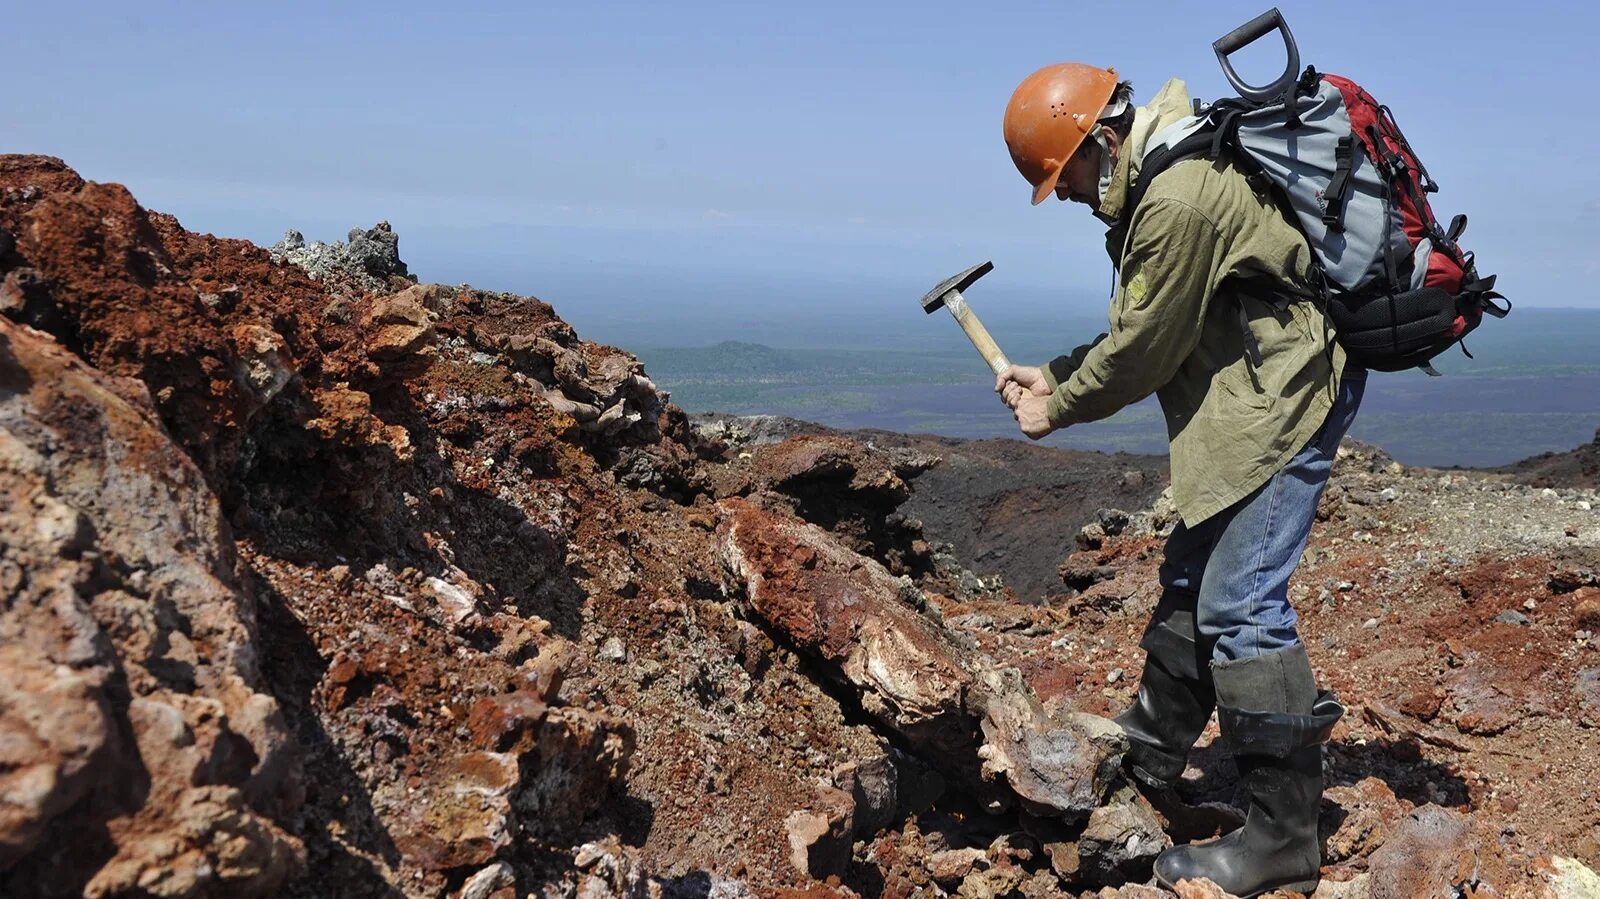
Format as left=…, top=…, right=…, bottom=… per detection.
left=1496, top=425, right=1600, bottom=488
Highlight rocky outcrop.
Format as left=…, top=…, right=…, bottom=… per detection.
left=0, top=317, right=303, bottom=895
left=268, top=222, right=412, bottom=295
left=715, top=497, right=1129, bottom=822
left=0, top=157, right=664, bottom=897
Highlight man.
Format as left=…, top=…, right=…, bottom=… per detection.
left=994, top=63, right=1365, bottom=897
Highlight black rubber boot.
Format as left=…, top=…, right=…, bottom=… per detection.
left=1153, top=645, right=1343, bottom=898
left=1113, top=588, right=1218, bottom=789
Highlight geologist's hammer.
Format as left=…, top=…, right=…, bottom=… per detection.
left=919, top=260, right=1010, bottom=375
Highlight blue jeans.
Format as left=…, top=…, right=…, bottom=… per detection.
left=1159, top=368, right=1367, bottom=663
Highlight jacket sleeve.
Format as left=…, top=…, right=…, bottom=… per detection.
left=1040, top=334, right=1108, bottom=393
left=1046, top=197, right=1226, bottom=427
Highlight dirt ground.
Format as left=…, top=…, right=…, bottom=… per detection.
left=923, top=438, right=1600, bottom=889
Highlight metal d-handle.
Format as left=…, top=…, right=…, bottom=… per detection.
left=1213, top=8, right=1301, bottom=104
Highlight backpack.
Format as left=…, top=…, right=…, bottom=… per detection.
left=1119, top=9, right=1509, bottom=374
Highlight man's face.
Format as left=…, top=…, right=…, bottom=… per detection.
left=1054, top=126, right=1119, bottom=206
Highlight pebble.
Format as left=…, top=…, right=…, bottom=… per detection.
left=1338, top=581, right=1356, bottom=592
left=1524, top=599, right=1537, bottom=611
left=599, top=636, right=628, bottom=662
left=1579, top=501, right=1593, bottom=511
left=1107, top=668, right=1124, bottom=684
left=1495, top=610, right=1530, bottom=627
left=1362, top=618, right=1379, bottom=630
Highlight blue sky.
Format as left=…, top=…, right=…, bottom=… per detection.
left=5, top=1, right=1589, bottom=349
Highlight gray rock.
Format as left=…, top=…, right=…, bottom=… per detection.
left=977, top=700, right=1129, bottom=819
left=1576, top=668, right=1600, bottom=723
left=1096, top=507, right=1132, bottom=536
left=1495, top=609, right=1530, bottom=626
left=599, top=636, right=628, bottom=662
left=268, top=221, right=414, bottom=294
left=456, top=861, right=514, bottom=899
left=344, top=221, right=409, bottom=280
left=1076, top=800, right=1170, bottom=886
left=833, top=755, right=899, bottom=836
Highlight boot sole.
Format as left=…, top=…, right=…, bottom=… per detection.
left=1154, top=873, right=1319, bottom=898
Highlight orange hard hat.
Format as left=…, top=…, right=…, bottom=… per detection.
left=1003, top=63, right=1119, bottom=205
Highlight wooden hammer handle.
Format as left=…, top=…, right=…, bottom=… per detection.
left=946, top=295, right=1011, bottom=374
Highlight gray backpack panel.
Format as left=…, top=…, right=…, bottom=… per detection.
left=1145, top=81, right=1414, bottom=292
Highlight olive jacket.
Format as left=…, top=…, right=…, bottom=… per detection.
left=1040, top=78, right=1347, bottom=526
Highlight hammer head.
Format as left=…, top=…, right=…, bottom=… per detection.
left=920, top=260, right=994, bottom=313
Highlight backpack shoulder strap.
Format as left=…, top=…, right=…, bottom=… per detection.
left=1108, top=105, right=1302, bottom=371
left=1105, top=125, right=1220, bottom=263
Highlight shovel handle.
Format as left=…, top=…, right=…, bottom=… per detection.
left=1213, top=8, right=1300, bottom=104
left=946, top=295, right=1011, bottom=375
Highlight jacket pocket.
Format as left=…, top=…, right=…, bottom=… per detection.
left=1212, top=366, right=1271, bottom=414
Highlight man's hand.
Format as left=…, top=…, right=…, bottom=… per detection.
left=995, top=364, right=1051, bottom=409
left=1012, top=394, right=1055, bottom=440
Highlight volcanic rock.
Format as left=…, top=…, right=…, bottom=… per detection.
left=362, top=286, right=435, bottom=361
left=1573, top=587, right=1600, bottom=630
left=1171, top=881, right=1231, bottom=899
left=716, top=497, right=979, bottom=764
left=0, top=316, right=303, bottom=893
left=1075, top=800, right=1170, bottom=885
left=716, top=497, right=1126, bottom=814
left=972, top=683, right=1129, bottom=818
left=456, top=861, right=515, bottom=899
left=1536, top=856, right=1600, bottom=897
left=1323, top=777, right=1410, bottom=864
left=1576, top=668, right=1600, bottom=726
left=1095, top=886, right=1172, bottom=899
left=711, top=432, right=941, bottom=578
left=393, top=751, right=520, bottom=871
left=1312, top=876, right=1374, bottom=899
left=832, top=755, right=900, bottom=836
left=955, top=861, right=1025, bottom=899
left=1366, top=805, right=1486, bottom=898
left=0, top=156, right=326, bottom=483
left=785, top=786, right=857, bottom=878
left=928, top=847, right=989, bottom=884
left=269, top=221, right=412, bottom=295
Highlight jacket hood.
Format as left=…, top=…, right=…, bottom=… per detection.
left=1095, top=78, right=1194, bottom=224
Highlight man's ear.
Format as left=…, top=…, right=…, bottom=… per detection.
left=1101, top=125, right=1122, bottom=164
